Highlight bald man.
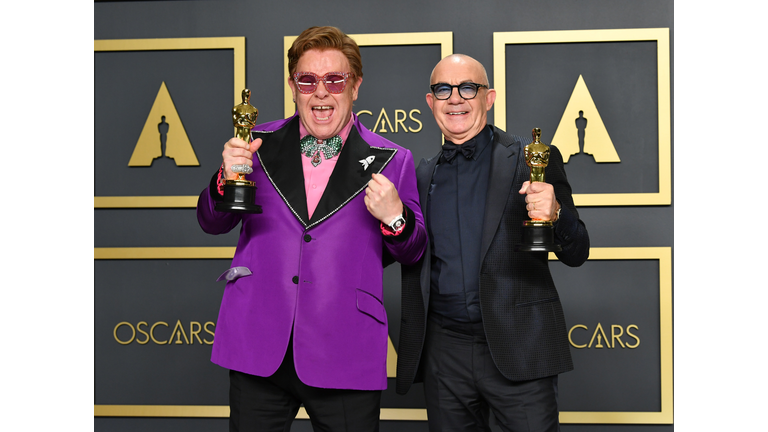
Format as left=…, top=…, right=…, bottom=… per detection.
left=395, top=54, right=590, bottom=431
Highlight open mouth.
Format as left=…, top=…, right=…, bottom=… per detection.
left=312, top=106, right=334, bottom=121
left=448, top=111, right=468, bottom=116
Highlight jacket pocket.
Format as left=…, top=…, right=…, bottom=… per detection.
left=216, top=266, right=253, bottom=282
left=516, top=297, right=558, bottom=307
left=356, top=289, right=386, bottom=324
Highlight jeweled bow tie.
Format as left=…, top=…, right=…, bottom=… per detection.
left=300, top=135, right=343, bottom=167
left=441, top=139, right=476, bottom=163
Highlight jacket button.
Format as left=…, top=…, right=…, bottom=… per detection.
left=304, top=234, right=312, bottom=242
left=292, top=276, right=299, bottom=284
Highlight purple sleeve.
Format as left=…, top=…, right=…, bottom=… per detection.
left=196, top=181, right=242, bottom=235
left=383, top=150, right=427, bottom=266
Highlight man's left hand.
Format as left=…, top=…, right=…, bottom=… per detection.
left=519, top=180, right=560, bottom=221
left=365, top=173, right=404, bottom=224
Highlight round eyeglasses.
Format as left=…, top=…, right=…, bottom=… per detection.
left=293, top=72, right=353, bottom=94
left=430, top=82, right=488, bottom=100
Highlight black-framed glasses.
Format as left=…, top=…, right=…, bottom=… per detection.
left=430, top=82, right=488, bottom=100
left=293, top=72, right=353, bottom=94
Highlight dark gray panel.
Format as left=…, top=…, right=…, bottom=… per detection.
left=505, top=41, right=660, bottom=194
left=95, top=49, right=233, bottom=196
left=576, top=206, right=674, bottom=248
left=554, top=260, right=662, bottom=412
left=95, top=259, right=230, bottom=405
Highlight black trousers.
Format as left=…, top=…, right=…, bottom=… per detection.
left=422, top=315, right=560, bottom=432
left=229, top=341, right=382, bottom=432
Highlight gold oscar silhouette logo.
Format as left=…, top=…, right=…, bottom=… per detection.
left=552, top=75, right=620, bottom=163
left=128, top=81, right=200, bottom=166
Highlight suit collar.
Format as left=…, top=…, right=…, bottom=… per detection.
left=480, top=126, right=523, bottom=263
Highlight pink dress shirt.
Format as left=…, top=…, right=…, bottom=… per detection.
left=299, top=114, right=355, bottom=219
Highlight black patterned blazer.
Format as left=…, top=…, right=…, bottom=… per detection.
left=396, top=126, right=590, bottom=395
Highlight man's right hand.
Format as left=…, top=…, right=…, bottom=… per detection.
left=222, top=137, right=263, bottom=180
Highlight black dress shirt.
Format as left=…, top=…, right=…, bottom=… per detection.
left=428, top=126, right=493, bottom=323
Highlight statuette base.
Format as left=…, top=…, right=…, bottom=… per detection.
left=515, top=222, right=562, bottom=252
left=215, top=179, right=262, bottom=214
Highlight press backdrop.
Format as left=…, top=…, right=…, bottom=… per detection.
left=94, top=1, right=675, bottom=431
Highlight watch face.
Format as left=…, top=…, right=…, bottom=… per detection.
left=391, top=216, right=405, bottom=230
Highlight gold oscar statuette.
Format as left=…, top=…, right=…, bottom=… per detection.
left=515, top=128, right=562, bottom=252
left=214, top=89, right=263, bottom=214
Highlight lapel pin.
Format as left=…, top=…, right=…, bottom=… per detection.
left=359, top=155, right=375, bottom=170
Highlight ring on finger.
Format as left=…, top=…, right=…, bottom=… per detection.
left=231, top=164, right=253, bottom=175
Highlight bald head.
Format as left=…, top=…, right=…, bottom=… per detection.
left=430, top=54, right=489, bottom=86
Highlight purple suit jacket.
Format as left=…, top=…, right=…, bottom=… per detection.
left=197, top=113, right=427, bottom=391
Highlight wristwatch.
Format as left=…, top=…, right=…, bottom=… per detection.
left=385, top=213, right=406, bottom=233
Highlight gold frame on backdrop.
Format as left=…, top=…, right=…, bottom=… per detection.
left=552, top=247, right=673, bottom=424
left=93, top=37, right=246, bottom=209
left=493, top=28, right=671, bottom=206
left=283, top=31, right=454, bottom=118
left=94, top=246, right=672, bottom=424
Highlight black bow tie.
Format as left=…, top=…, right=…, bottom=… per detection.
left=441, top=140, right=476, bottom=163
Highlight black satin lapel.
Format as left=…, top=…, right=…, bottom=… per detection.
left=308, top=127, right=397, bottom=227
left=255, top=117, right=310, bottom=226
left=480, top=133, right=519, bottom=262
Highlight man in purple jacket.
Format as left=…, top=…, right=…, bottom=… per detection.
left=197, top=26, right=427, bottom=432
